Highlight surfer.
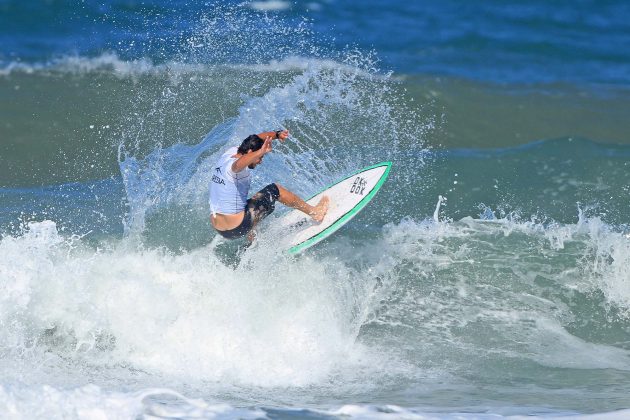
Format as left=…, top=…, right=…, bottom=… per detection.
left=209, top=129, right=329, bottom=240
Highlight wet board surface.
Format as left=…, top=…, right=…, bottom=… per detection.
left=276, top=162, right=392, bottom=254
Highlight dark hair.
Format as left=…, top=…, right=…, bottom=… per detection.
left=237, top=134, right=264, bottom=154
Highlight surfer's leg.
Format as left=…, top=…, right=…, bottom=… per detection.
left=243, top=184, right=281, bottom=243
left=247, top=184, right=281, bottom=227
left=246, top=229, right=257, bottom=243
left=275, top=183, right=329, bottom=222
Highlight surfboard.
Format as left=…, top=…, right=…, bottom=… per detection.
left=277, top=162, right=392, bottom=254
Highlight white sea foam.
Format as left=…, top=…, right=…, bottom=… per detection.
left=0, top=221, right=381, bottom=388
left=2, top=213, right=630, bottom=416
left=320, top=405, right=630, bottom=419
left=247, top=0, right=292, bottom=12
left=3, top=382, right=629, bottom=420
left=0, top=384, right=265, bottom=420
left=0, top=50, right=392, bottom=92
left=0, top=53, right=161, bottom=77
left=378, top=212, right=630, bottom=371
left=0, top=52, right=362, bottom=78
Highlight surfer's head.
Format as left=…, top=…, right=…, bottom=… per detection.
left=238, top=134, right=265, bottom=168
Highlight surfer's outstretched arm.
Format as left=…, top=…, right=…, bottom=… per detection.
left=257, top=130, right=289, bottom=142
left=275, top=183, right=329, bottom=222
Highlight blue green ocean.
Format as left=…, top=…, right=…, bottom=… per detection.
left=1, top=1, right=630, bottom=418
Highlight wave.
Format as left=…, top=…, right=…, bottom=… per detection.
left=0, top=220, right=379, bottom=388
left=4, top=383, right=630, bottom=419
left=1, top=208, right=630, bottom=410
left=0, top=53, right=161, bottom=77
left=248, top=1, right=292, bottom=12
left=3, top=385, right=630, bottom=420
left=0, top=384, right=264, bottom=419
left=3, top=2, right=630, bottom=414
left=0, top=52, right=381, bottom=79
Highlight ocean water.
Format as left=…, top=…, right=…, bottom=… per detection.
left=1, top=1, right=630, bottom=419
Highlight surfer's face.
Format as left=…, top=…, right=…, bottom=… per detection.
left=248, top=152, right=263, bottom=169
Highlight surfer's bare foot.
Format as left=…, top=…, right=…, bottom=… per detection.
left=310, top=196, right=330, bottom=222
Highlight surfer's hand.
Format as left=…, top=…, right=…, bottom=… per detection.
left=260, top=137, right=273, bottom=155
left=276, top=129, right=289, bottom=142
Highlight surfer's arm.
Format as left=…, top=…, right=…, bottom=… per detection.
left=257, top=130, right=288, bottom=141
left=231, top=137, right=273, bottom=173
left=231, top=130, right=288, bottom=173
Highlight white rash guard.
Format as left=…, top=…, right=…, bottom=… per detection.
left=209, top=147, right=251, bottom=216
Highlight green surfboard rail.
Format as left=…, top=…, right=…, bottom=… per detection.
left=288, top=161, right=392, bottom=255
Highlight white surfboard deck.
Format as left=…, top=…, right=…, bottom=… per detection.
left=276, top=162, right=392, bottom=254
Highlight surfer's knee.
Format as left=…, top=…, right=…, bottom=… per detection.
left=273, top=183, right=286, bottom=197
left=262, top=183, right=280, bottom=200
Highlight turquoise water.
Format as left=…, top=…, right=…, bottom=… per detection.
left=1, top=1, right=630, bottom=418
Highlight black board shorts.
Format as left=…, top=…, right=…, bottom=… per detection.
left=215, top=183, right=280, bottom=239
